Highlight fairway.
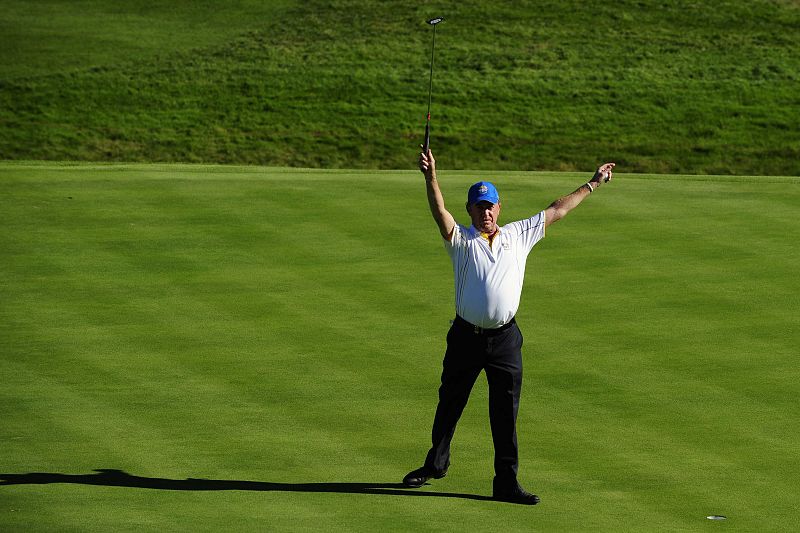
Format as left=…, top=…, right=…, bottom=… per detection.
left=1, top=163, right=798, bottom=531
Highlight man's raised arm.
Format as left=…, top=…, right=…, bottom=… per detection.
left=544, top=162, right=615, bottom=228
left=419, top=148, right=456, bottom=240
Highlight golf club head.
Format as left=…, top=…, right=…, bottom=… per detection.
left=427, top=17, right=444, bottom=25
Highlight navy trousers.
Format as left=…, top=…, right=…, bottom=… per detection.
left=424, top=317, right=524, bottom=482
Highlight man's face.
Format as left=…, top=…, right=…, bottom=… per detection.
left=467, top=200, right=501, bottom=234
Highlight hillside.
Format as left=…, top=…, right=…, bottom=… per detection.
left=1, top=0, right=798, bottom=174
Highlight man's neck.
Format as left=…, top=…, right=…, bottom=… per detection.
left=478, top=226, right=499, bottom=245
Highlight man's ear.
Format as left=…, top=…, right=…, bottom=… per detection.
left=465, top=202, right=471, bottom=214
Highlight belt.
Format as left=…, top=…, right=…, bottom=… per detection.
left=454, top=315, right=516, bottom=335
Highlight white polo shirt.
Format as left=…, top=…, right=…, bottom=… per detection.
left=444, top=211, right=546, bottom=329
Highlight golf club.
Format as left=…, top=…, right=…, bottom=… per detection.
left=422, top=16, right=444, bottom=153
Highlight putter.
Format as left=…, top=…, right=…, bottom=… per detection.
left=422, top=16, right=444, bottom=153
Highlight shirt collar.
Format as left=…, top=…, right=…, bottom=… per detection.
left=471, top=225, right=500, bottom=242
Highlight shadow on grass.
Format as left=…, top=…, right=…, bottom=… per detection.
left=0, top=469, right=493, bottom=501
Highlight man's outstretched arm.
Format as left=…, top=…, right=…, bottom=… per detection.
left=544, top=162, right=615, bottom=228
left=419, top=148, right=456, bottom=240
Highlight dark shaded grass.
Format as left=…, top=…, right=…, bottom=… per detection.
left=1, top=0, right=799, bottom=174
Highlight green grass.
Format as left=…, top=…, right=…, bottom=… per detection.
left=1, top=0, right=799, bottom=174
left=0, top=0, right=293, bottom=78
left=2, top=163, right=798, bottom=531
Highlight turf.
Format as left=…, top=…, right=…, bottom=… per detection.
left=1, top=0, right=799, bottom=174
left=1, top=163, right=798, bottom=531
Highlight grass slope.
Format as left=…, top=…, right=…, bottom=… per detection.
left=0, top=0, right=293, bottom=78
left=1, top=163, right=799, bottom=531
left=1, top=0, right=799, bottom=174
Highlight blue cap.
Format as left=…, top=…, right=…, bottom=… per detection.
left=467, top=181, right=500, bottom=205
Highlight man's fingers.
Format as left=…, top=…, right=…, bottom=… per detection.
left=419, top=146, right=436, bottom=176
left=599, top=162, right=615, bottom=182
left=419, top=152, right=430, bottom=172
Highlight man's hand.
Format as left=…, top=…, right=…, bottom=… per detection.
left=545, top=162, right=617, bottom=228
left=419, top=146, right=436, bottom=180
left=589, top=162, right=616, bottom=189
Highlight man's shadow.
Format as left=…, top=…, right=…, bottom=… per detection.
left=0, top=469, right=493, bottom=501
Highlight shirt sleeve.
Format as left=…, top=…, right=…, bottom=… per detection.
left=443, top=223, right=467, bottom=256
left=508, top=210, right=546, bottom=254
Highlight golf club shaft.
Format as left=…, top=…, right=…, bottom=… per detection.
left=422, top=19, right=441, bottom=153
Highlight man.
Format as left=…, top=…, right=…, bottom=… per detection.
left=403, top=148, right=615, bottom=505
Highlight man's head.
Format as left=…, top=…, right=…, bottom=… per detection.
left=466, top=181, right=501, bottom=234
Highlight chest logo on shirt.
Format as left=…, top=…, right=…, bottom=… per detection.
left=502, top=241, right=511, bottom=250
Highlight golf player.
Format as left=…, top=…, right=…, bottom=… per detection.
left=404, top=147, right=615, bottom=505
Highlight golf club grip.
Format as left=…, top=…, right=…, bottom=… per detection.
left=423, top=121, right=430, bottom=153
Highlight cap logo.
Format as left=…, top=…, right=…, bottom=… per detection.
left=479, top=185, right=488, bottom=194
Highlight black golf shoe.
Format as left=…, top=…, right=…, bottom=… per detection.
left=402, top=466, right=448, bottom=488
left=492, top=478, right=540, bottom=505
